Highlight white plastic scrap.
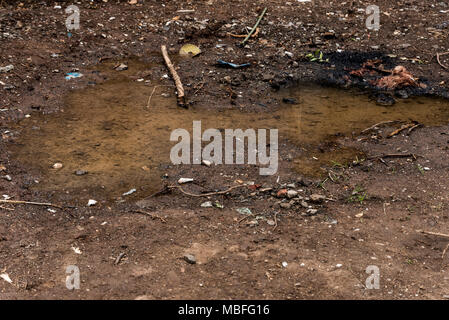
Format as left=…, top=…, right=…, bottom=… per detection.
left=178, top=178, right=194, bottom=184
left=71, top=247, right=82, bottom=255
left=87, top=199, right=97, bottom=207
left=122, top=188, right=136, bottom=196
left=0, top=273, right=12, bottom=283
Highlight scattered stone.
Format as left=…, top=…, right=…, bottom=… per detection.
left=280, top=202, right=292, bottom=209
left=300, top=201, right=309, bottom=208
left=52, top=162, right=63, bottom=169
left=355, top=212, right=364, bottom=218
left=282, top=261, right=288, bottom=268
left=306, top=208, right=318, bottom=215
left=200, top=201, right=213, bottom=208
left=336, top=263, right=343, bottom=268
left=266, top=219, right=276, bottom=226
left=282, top=97, right=298, bottom=104
left=287, top=190, right=298, bottom=198
left=2, top=175, right=12, bottom=181
left=0, top=65, right=14, bottom=73
left=183, top=254, right=196, bottom=264
left=395, top=89, right=409, bottom=99
left=236, top=207, right=252, bottom=215
left=74, top=170, right=88, bottom=176
left=297, top=177, right=312, bottom=187
left=310, top=194, right=326, bottom=203
left=115, top=63, right=128, bottom=71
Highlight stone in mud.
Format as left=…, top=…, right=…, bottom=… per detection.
left=115, top=63, right=128, bottom=71
left=395, top=89, right=409, bottom=99
left=200, top=201, right=213, bottom=208
left=280, top=202, right=292, bottom=209
left=300, top=201, right=309, bottom=208
left=375, top=93, right=395, bottom=106
left=52, top=162, right=63, bottom=169
left=310, top=194, right=326, bottom=203
left=297, top=177, right=312, bottom=187
left=74, top=170, right=88, bottom=176
left=183, top=254, right=196, bottom=264
left=282, top=97, right=298, bottom=104
left=306, top=208, right=318, bottom=215
left=287, top=190, right=298, bottom=198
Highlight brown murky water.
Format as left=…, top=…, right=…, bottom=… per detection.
left=10, top=60, right=449, bottom=201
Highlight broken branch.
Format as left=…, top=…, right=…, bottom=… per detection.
left=161, top=45, right=187, bottom=108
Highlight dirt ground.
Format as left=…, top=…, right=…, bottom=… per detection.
left=0, top=0, right=449, bottom=299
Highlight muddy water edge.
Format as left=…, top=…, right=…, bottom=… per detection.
left=7, top=59, right=449, bottom=204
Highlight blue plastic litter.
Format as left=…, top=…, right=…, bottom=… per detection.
left=216, top=60, right=251, bottom=69
left=65, top=72, right=83, bottom=80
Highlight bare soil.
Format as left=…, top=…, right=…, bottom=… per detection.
left=0, top=0, right=449, bottom=299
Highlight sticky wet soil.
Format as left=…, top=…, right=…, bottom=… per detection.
left=1, top=1, right=449, bottom=300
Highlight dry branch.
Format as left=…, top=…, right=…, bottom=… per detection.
left=161, top=45, right=187, bottom=108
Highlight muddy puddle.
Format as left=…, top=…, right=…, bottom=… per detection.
left=9, top=60, right=449, bottom=203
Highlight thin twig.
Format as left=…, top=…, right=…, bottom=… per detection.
left=442, top=243, right=449, bottom=259
left=0, top=199, right=62, bottom=209
left=273, top=212, right=279, bottom=230
left=0, top=205, right=14, bottom=211
left=238, top=213, right=254, bottom=224
left=436, top=52, right=449, bottom=70
left=131, top=209, right=167, bottom=223
left=114, top=252, right=126, bottom=265
left=407, top=123, right=422, bottom=135
left=229, top=27, right=260, bottom=38
left=361, top=120, right=401, bottom=134
left=388, top=123, right=416, bottom=137
left=368, top=153, right=419, bottom=160
left=241, top=7, right=267, bottom=46
left=168, top=184, right=247, bottom=197
left=418, top=230, right=449, bottom=239
left=145, top=85, right=174, bottom=110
